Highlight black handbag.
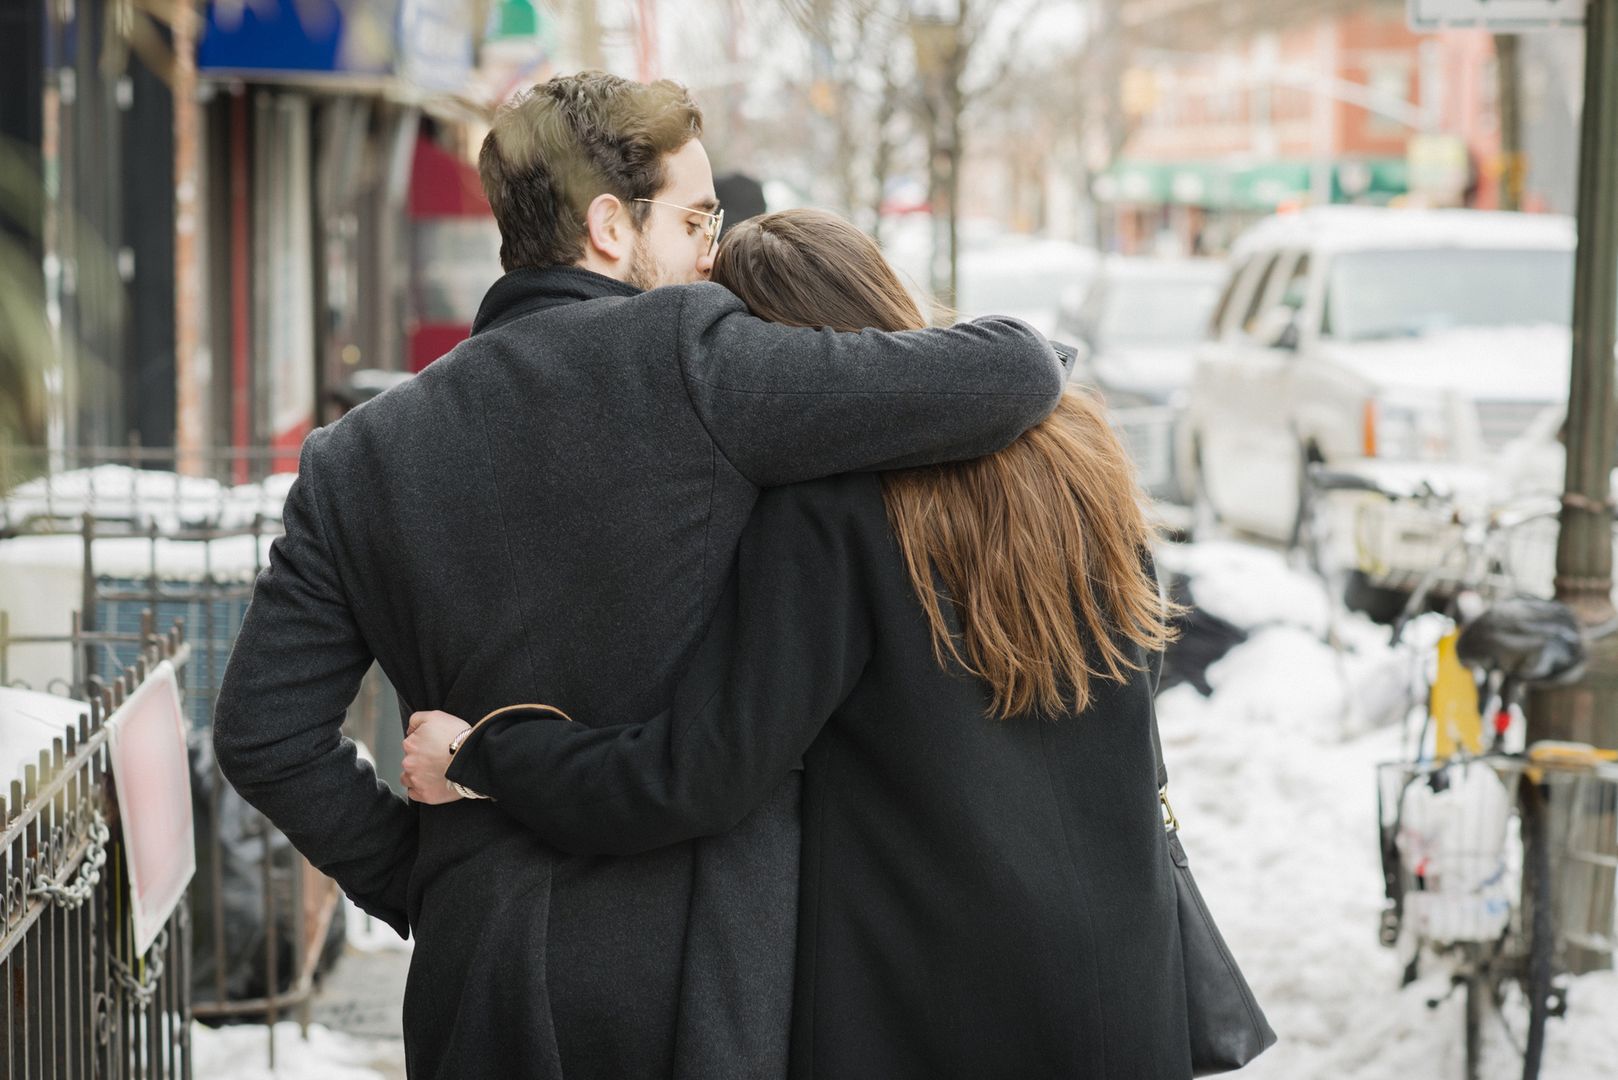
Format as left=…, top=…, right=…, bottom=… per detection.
left=1148, top=682, right=1277, bottom=1076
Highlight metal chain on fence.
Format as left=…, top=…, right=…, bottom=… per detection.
left=27, top=808, right=109, bottom=909
left=111, top=927, right=170, bottom=1008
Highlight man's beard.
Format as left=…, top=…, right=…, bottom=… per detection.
left=626, top=231, right=673, bottom=291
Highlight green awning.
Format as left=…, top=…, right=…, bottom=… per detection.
left=1101, top=159, right=1407, bottom=210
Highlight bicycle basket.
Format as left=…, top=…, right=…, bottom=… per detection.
left=1534, top=762, right=1618, bottom=960
left=1354, top=500, right=1466, bottom=593
left=1352, top=498, right=1561, bottom=600
left=1377, top=757, right=1527, bottom=945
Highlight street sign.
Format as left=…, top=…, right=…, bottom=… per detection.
left=1408, top=0, right=1586, bottom=30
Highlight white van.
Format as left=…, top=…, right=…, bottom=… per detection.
left=1180, top=206, right=1575, bottom=542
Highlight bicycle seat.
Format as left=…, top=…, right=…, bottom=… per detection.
left=1455, top=597, right=1585, bottom=685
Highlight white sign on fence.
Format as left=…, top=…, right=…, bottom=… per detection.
left=1408, top=0, right=1587, bottom=30
left=106, top=661, right=196, bottom=956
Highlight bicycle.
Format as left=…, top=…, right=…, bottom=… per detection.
left=1308, top=467, right=1618, bottom=1080
left=1377, top=640, right=1618, bottom=1079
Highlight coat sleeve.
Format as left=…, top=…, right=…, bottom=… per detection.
left=675, top=282, right=1067, bottom=487
left=213, top=431, right=417, bottom=938
left=444, top=478, right=878, bottom=855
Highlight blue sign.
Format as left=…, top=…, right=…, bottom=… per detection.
left=198, top=0, right=473, bottom=91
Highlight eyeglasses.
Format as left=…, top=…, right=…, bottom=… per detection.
left=632, top=198, right=725, bottom=257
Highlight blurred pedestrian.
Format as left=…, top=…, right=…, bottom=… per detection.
left=213, top=75, right=1068, bottom=1080
left=407, top=210, right=1190, bottom=1079
left=714, top=171, right=767, bottom=234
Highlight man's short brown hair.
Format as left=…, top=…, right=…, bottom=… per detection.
left=478, top=72, right=704, bottom=272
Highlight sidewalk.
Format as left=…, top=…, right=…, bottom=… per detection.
left=191, top=900, right=412, bottom=1080
left=305, top=942, right=410, bottom=1080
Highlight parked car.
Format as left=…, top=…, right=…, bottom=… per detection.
left=1180, top=206, right=1576, bottom=551
left=954, top=239, right=1098, bottom=337
left=1056, top=257, right=1225, bottom=503
left=1057, top=256, right=1225, bottom=408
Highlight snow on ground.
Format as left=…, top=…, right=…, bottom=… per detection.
left=190, top=1020, right=399, bottom=1080
left=1161, top=540, right=1618, bottom=1079
left=191, top=899, right=414, bottom=1078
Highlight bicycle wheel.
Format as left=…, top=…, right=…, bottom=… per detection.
left=1519, top=780, right=1555, bottom=1080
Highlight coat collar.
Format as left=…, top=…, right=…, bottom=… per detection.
left=471, top=265, right=643, bottom=337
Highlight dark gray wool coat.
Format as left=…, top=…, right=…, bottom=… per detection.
left=212, top=265, right=1065, bottom=1080
left=446, top=475, right=1192, bottom=1079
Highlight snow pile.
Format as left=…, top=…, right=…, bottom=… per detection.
left=0, top=686, right=90, bottom=787
left=3, top=466, right=294, bottom=533
left=1160, top=540, right=1618, bottom=1079
left=190, top=1021, right=397, bottom=1080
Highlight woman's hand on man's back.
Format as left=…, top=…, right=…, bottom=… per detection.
left=402, top=710, right=472, bottom=804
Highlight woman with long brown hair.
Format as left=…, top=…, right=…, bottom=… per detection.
left=407, top=209, right=1191, bottom=1078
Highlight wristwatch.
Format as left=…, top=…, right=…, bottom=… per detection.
left=446, top=727, right=492, bottom=801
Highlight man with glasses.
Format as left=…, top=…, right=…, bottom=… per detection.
left=215, top=71, right=1068, bottom=1080
left=633, top=198, right=723, bottom=261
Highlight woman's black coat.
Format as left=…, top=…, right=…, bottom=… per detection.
left=448, top=472, right=1192, bottom=1080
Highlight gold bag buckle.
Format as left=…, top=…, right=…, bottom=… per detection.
left=1160, top=786, right=1180, bottom=833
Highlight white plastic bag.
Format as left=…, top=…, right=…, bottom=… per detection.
left=1397, top=763, right=1514, bottom=942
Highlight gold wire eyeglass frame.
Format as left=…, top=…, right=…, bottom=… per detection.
left=631, top=198, right=724, bottom=256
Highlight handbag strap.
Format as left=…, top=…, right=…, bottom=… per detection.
left=1144, top=553, right=1178, bottom=832
left=1146, top=644, right=1179, bottom=834
left=1147, top=645, right=1169, bottom=792
left=1145, top=552, right=1171, bottom=793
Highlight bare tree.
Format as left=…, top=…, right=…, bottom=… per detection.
left=921, top=0, right=1053, bottom=307
left=771, top=0, right=1054, bottom=306
left=774, top=0, right=914, bottom=235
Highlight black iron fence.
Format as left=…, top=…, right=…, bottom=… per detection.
left=1, top=624, right=193, bottom=1080
left=2, top=446, right=402, bottom=1067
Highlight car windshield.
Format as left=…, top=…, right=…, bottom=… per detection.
left=1325, top=248, right=1572, bottom=342
left=1096, top=278, right=1222, bottom=346
left=960, top=274, right=1064, bottom=315
left=956, top=250, right=1093, bottom=318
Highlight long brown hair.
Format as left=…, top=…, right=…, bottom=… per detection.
left=712, top=209, right=1177, bottom=719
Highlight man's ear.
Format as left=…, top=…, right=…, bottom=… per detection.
left=585, top=193, right=632, bottom=264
